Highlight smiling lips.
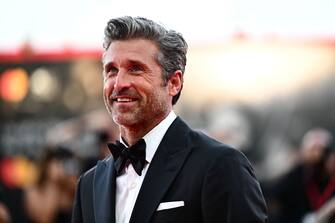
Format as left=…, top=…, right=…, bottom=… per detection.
left=112, top=97, right=138, bottom=103
left=115, top=98, right=135, bottom=102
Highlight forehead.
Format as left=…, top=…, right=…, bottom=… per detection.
left=103, top=39, right=159, bottom=65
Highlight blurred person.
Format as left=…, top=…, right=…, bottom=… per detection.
left=25, top=147, right=79, bottom=223
left=315, top=198, right=335, bottom=223
left=72, top=16, right=267, bottom=223
left=311, top=143, right=335, bottom=223
left=272, top=128, right=334, bottom=223
left=301, top=128, right=332, bottom=167
left=0, top=202, right=11, bottom=223
left=81, top=130, right=112, bottom=172
left=303, top=143, right=335, bottom=223
left=96, top=130, right=113, bottom=159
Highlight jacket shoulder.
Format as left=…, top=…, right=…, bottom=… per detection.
left=189, top=129, right=239, bottom=154
left=187, top=128, right=255, bottom=174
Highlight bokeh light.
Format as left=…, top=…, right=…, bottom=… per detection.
left=0, top=68, right=29, bottom=103
left=30, top=67, right=60, bottom=101
left=0, top=156, right=37, bottom=188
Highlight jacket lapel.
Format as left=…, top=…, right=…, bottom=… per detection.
left=129, top=117, right=193, bottom=223
left=93, top=156, right=116, bottom=223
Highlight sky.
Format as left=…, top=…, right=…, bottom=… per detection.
left=1, top=0, right=335, bottom=51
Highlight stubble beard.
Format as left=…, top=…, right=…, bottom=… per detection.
left=104, top=90, right=170, bottom=131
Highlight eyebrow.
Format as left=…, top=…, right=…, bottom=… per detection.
left=102, top=51, right=158, bottom=70
left=127, top=59, right=148, bottom=68
left=104, top=58, right=151, bottom=70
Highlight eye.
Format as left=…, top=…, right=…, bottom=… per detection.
left=105, top=65, right=118, bottom=77
left=129, top=64, right=144, bottom=73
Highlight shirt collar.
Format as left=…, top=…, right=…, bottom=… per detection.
left=120, top=111, right=177, bottom=163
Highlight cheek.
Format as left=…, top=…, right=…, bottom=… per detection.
left=103, top=79, right=114, bottom=96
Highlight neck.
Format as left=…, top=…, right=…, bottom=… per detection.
left=120, top=111, right=171, bottom=146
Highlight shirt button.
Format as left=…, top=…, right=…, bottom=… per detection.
left=129, top=182, right=137, bottom=189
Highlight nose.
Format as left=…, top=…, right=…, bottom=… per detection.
left=113, top=71, right=131, bottom=92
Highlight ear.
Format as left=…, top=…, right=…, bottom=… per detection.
left=167, top=70, right=183, bottom=97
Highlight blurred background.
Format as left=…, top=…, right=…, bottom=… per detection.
left=1, top=0, right=335, bottom=222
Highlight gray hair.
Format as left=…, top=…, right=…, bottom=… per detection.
left=103, top=16, right=188, bottom=105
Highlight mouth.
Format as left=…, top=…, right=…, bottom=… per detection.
left=112, top=97, right=138, bottom=103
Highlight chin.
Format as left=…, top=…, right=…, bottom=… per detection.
left=113, top=115, right=140, bottom=127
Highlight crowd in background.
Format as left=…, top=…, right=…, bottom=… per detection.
left=265, top=128, right=335, bottom=223
left=0, top=118, right=335, bottom=223
left=0, top=147, right=80, bottom=223
left=0, top=129, right=111, bottom=223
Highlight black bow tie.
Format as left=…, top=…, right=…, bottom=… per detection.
left=107, top=139, right=146, bottom=176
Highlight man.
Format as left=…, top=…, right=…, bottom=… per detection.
left=72, top=16, right=268, bottom=223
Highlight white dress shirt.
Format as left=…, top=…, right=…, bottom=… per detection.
left=115, top=111, right=177, bottom=223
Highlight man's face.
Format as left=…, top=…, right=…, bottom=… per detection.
left=102, top=39, right=174, bottom=129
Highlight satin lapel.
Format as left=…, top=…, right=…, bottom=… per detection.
left=93, top=156, right=116, bottom=223
left=129, top=118, right=192, bottom=223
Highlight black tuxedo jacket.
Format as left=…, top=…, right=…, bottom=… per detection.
left=72, top=117, right=268, bottom=223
